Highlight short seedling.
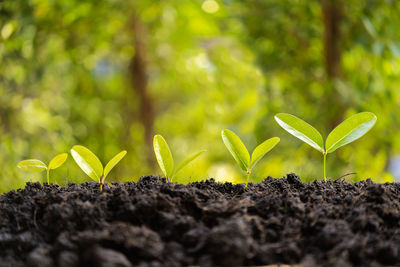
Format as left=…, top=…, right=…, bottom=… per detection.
left=71, top=145, right=126, bottom=190
left=17, top=153, right=68, bottom=184
left=153, top=135, right=205, bottom=182
left=221, top=129, right=280, bottom=186
left=274, top=112, right=377, bottom=181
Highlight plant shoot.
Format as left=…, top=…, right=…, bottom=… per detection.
left=153, top=135, right=205, bottom=182
left=274, top=112, right=377, bottom=181
left=71, top=145, right=126, bottom=190
left=221, top=129, right=280, bottom=186
left=17, top=153, right=68, bottom=184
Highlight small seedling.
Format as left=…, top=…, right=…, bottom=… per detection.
left=70, top=145, right=127, bottom=190
left=17, top=153, right=68, bottom=184
left=221, top=129, right=280, bottom=186
left=153, top=135, right=205, bottom=182
left=274, top=112, right=377, bottom=181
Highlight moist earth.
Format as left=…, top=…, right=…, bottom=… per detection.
left=0, top=174, right=399, bottom=267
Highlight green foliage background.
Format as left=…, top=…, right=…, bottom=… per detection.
left=0, top=0, right=398, bottom=191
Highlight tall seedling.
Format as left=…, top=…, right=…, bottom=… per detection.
left=153, top=135, right=205, bottom=182
left=71, top=145, right=126, bottom=190
left=274, top=112, right=377, bottom=181
left=18, top=153, right=68, bottom=184
left=221, top=129, right=280, bottom=186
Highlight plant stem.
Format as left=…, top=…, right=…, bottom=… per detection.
left=245, top=170, right=251, bottom=187
left=323, top=152, right=327, bottom=182
left=99, top=176, right=104, bottom=191
left=46, top=169, right=50, bottom=184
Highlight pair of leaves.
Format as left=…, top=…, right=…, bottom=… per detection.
left=153, top=135, right=205, bottom=181
left=18, top=153, right=68, bottom=173
left=221, top=129, right=280, bottom=172
left=274, top=112, right=377, bottom=154
left=70, top=145, right=127, bottom=183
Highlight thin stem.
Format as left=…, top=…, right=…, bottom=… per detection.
left=323, top=153, right=327, bottom=182
left=245, top=170, right=251, bottom=187
left=99, top=176, right=104, bottom=191
left=336, top=172, right=356, bottom=181
left=46, top=169, right=50, bottom=184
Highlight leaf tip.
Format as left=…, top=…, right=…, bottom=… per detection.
left=16, top=162, right=23, bottom=169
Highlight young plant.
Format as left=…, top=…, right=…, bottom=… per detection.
left=221, top=129, right=280, bottom=186
left=274, top=112, right=377, bottom=181
left=17, top=153, right=68, bottom=184
left=153, top=135, right=205, bottom=182
left=70, top=145, right=127, bottom=190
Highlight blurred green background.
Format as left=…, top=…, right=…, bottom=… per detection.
left=1, top=0, right=399, bottom=192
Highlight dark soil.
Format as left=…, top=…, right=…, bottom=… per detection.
left=0, top=174, right=399, bottom=267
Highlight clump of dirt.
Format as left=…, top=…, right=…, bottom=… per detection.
left=0, top=174, right=399, bottom=267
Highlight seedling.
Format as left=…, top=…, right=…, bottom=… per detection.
left=274, top=112, right=377, bottom=181
left=153, top=135, right=205, bottom=182
left=70, top=145, right=127, bottom=190
left=221, top=129, right=280, bottom=186
left=17, top=153, right=68, bottom=184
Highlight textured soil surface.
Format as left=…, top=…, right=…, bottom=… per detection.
left=0, top=174, right=399, bottom=267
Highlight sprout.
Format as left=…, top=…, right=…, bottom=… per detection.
left=221, top=129, right=280, bottom=186
left=17, top=153, right=68, bottom=184
left=70, top=145, right=126, bottom=190
left=275, top=112, right=377, bottom=181
left=153, top=135, right=205, bottom=182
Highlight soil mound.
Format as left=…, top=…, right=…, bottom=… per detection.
left=0, top=174, right=399, bottom=266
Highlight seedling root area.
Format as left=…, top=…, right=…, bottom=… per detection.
left=0, top=174, right=399, bottom=266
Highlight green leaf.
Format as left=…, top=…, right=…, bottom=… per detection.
left=250, top=137, right=280, bottom=169
left=174, top=150, right=206, bottom=175
left=17, top=159, right=47, bottom=172
left=48, top=153, right=68, bottom=170
left=153, top=135, right=174, bottom=178
left=70, top=145, right=103, bottom=182
left=325, top=112, right=377, bottom=153
left=221, top=129, right=250, bottom=171
left=275, top=113, right=324, bottom=153
left=103, top=150, right=127, bottom=180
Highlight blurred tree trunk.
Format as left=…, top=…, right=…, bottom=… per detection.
left=129, top=16, right=155, bottom=167
left=322, top=0, right=343, bottom=128
left=322, top=0, right=342, bottom=79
